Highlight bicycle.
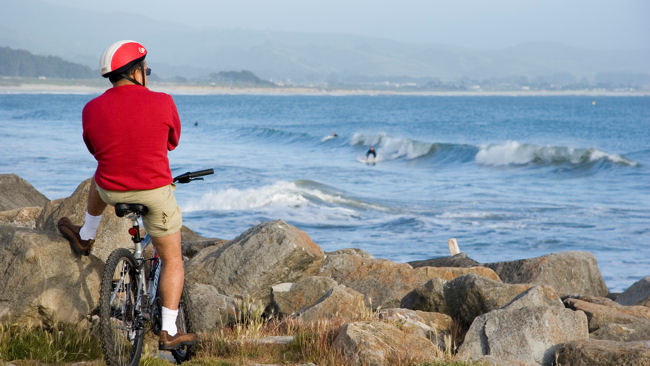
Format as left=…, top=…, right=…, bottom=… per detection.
left=98, top=169, right=214, bottom=366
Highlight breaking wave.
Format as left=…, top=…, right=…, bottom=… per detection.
left=183, top=179, right=386, bottom=213
left=349, top=133, right=637, bottom=168
left=475, top=141, right=637, bottom=167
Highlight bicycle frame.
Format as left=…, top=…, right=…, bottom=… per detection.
left=121, top=212, right=162, bottom=322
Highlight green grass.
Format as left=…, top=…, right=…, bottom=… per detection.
left=1, top=317, right=482, bottom=366
left=0, top=322, right=102, bottom=363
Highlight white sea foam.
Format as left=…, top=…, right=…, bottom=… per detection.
left=183, top=180, right=385, bottom=214
left=475, top=141, right=637, bottom=166
left=183, top=181, right=307, bottom=211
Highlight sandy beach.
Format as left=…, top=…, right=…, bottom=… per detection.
left=1, top=80, right=648, bottom=96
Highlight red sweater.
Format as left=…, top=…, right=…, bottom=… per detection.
left=82, top=85, right=181, bottom=191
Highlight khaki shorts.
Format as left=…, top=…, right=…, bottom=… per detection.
left=96, top=183, right=182, bottom=238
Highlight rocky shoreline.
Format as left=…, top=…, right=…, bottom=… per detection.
left=1, top=173, right=648, bottom=365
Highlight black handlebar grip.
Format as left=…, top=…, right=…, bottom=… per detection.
left=173, top=168, right=214, bottom=183
left=188, top=169, right=214, bottom=178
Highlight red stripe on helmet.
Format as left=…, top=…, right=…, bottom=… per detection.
left=110, top=42, right=147, bottom=72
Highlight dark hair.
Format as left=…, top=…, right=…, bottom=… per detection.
left=107, top=56, right=146, bottom=83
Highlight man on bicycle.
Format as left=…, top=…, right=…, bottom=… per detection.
left=57, top=40, right=197, bottom=351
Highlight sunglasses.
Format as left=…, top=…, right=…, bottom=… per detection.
left=146, top=67, right=151, bottom=76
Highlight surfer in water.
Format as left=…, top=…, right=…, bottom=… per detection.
left=321, top=132, right=338, bottom=142
left=366, top=146, right=377, bottom=161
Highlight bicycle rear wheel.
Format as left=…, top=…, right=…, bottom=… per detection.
left=99, top=248, right=144, bottom=366
left=170, top=286, right=196, bottom=363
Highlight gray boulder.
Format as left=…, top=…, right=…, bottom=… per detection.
left=409, top=252, right=480, bottom=268
left=36, top=178, right=132, bottom=262
left=294, top=284, right=365, bottom=323
left=321, top=251, right=500, bottom=309
left=443, top=274, right=535, bottom=326
left=501, top=285, right=564, bottom=310
left=185, top=220, right=324, bottom=305
left=485, top=251, right=608, bottom=297
left=0, top=178, right=144, bottom=325
left=326, top=248, right=375, bottom=258
left=554, top=340, right=650, bottom=366
left=616, top=277, right=650, bottom=307
left=458, top=306, right=588, bottom=365
left=564, top=296, right=650, bottom=341
left=185, top=283, right=237, bottom=331
left=0, top=226, right=104, bottom=325
left=400, top=277, right=447, bottom=313
left=269, top=276, right=338, bottom=317
left=378, top=308, right=452, bottom=349
left=332, top=321, right=441, bottom=366
left=180, top=226, right=228, bottom=259
left=0, top=206, right=43, bottom=229
left=0, top=174, right=49, bottom=211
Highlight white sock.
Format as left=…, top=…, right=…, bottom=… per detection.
left=79, top=212, right=102, bottom=240
left=161, top=306, right=178, bottom=336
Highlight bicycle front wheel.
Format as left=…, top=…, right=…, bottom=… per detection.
left=99, top=248, right=144, bottom=366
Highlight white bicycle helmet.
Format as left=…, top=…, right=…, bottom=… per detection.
left=99, top=40, right=147, bottom=77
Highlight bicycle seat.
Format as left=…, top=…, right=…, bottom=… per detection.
left=114, top=203, right=149, bottom=217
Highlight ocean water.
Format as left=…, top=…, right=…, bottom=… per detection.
left=1, top=93, right=649, bottom=292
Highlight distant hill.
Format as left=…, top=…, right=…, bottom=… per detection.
left=208, top=70, right=275, bottom=86
left=0, top=46, right=94, bottom=78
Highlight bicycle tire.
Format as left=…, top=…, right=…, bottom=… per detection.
left=99, top=248, right=144, bottom=366
left=169, top=285, right=196, bottom=363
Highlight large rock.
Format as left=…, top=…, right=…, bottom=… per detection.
left=321, top=251, right=500, bottom=309
left=501, top=285, right=564, bottom=310
left=0, top=206, right=43, bottom=229
left=485, top=251, right=608, bottom=297
left=564, top=296, right=650, bottom=341
left=186, top=220, right=324, bottom=304
left=409, top=252, right=480, bottom=268
left=400, top=277, right=447, bottom=313
left=378, top=308, right=453, bottom=335
left=0, top=178, right=151, bottom=325
left=294, top=285, right=365, bottom=323
left=458, top=306, right=589, bottom=365
left=180, top=226, right=228, bottom=259
left=332, top=321, right=441, bottom=366
left=185, top=283, right=237, bottom=331
left=443, top=274, right=534, bottom=326
left=0, top=227, right=104, bottom=325
left=269, top=276, right=339, bottom=317
left=554, top=340, right=650, bottom=366
left=36, top=178, right=132, bottom=262
left=0, top=174, right=49, bottom=211
left=616, top=277, right=650, bottom=307
left=378, top=308, right=452, bottom=349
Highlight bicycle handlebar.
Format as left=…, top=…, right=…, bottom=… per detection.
left=173, top=168, right=214, bottom=184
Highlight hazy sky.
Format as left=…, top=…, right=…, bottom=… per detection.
left=41, top=0, right=649, bottom=50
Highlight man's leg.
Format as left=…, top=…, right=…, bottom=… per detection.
left=151, top=230, right=184, bottom=311
left=78, top=181, right=107, bottom=240
left=152, top=230, right=196, bottom=349
left=59, top=180, right=107, bottom=254
left=87, top=181, right=107, bottom=216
